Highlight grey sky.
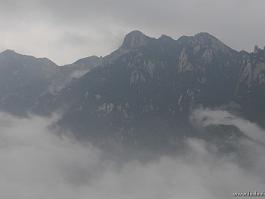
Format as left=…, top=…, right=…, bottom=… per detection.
left=0, top=0, right=264, bottom=65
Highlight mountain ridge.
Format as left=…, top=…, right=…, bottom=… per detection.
left=1, top=31, right=265, bottom=150
left=1, top=31, right=262, bottom=65
left=28, top=31, right=264, bottom=149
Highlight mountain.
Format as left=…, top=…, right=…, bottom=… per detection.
left=234, top=47, right=265, bottom=124
left=0, top=50, right=101, bottom=115
left=33, top=31, right=265, bottom=149
left=1, top=31, right=265, bottom=150
left=0, top=50, right=61, bottom=115
left=60, top=56, right=103, bottom=79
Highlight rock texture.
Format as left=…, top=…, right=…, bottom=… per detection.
left=1, top=31, right=265, bottom=150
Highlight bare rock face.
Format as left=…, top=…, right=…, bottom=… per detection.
left=36, top=31, right=255, bottom=145
left=121, top=30, right=152, bottom=49
left=2, top=31, right=265, bottom=149
left=177, top=48, right=193, bottom=72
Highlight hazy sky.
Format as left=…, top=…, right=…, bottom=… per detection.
left=0, top=0, right=264, bottom=64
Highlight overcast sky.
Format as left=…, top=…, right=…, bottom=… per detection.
left=0, top=0, right=264, bottom=65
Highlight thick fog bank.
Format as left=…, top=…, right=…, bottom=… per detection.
left=0, top=110, right=264, bottom=199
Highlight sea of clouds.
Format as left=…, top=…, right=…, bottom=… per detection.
left=0, top=109, right=264, bottom=199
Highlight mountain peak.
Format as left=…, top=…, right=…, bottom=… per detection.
left=73, top=56, right=101, bottom=65
left=159, top=34, right=174, bottom=41
left=1, top=49, right=18, bottom=56
left=192, top=32, right=234, bottom=53
left=121, top=30, right=151, bottom=49
left=194, top=32, right=216, bottom=39
left=193, top=32, right=222, bottom=44
left=0, top=49, right=58, bottom=67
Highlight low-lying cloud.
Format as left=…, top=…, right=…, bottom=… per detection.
left=191, top=108, right=265, bottom=144
left=0, top=110, right=264, bottom=199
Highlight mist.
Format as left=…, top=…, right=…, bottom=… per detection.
left=0, top=109, right=264, bottom=199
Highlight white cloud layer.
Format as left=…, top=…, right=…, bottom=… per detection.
left=0, top=110, right=264, bottom=199
left=191, top=108, right=265, bottom=144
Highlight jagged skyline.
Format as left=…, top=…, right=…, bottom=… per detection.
left=0, top=0, right=265, bottom=64
left=1, top=30, right=264, bottom=66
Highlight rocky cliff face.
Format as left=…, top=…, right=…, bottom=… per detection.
left=33, top=31, right=264, bottom=148
left=1, top=31, right=265, bottom=149
left=235, top=47, right=265, bottom=123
